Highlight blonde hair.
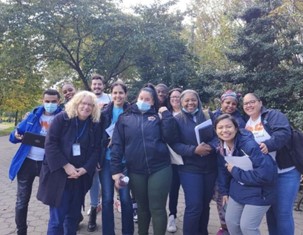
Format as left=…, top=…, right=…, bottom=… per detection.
left=65, top=91, right=100, bottom=122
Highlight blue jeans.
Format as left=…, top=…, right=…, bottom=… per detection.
left=179, top=170, right=217, bottom=235
left=168, top=164, right=180, bottom=217
left=16, top=158, right=42, bottom=235
left=47, top=186, right=83, bottom=235
left=99, top=160, right=134, bottom=235
left=89, top=169, right=100, bottom=207
left=266, top=168, right=301, bottom=235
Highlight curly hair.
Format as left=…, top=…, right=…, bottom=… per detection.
left=65, top=91, right=100, bottom=122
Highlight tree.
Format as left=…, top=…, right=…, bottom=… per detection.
left=221, top=2, right=303, bottom=128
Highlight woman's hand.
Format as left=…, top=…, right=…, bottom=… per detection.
left=222, top=195, right=229, bottom=208
left=225, top=162, right=234, bottom=172
left=76, top=167, right=87, bottom=176
left=259, top=142, right=269, bottom=154
left=112, top=173, right=124, bottom=189
left=194, top=143, right=212, bottom=156
left=63, top=163, right=80, bottom=179
left=14, top=130, right=23, bottom=140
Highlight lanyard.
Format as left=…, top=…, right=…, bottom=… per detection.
left=75, top=118, right=88, bottom=143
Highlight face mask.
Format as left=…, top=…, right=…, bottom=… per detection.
left=182, top=107, right=199, bottom=115
left=136, top=100, right=151, bottom=112
left=44, top=103, right=58, bottom=114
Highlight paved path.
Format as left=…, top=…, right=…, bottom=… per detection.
left=1, top=135, right=302, bottom=235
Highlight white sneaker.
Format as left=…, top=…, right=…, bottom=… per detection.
left=167, top=215, right=177, bottom=233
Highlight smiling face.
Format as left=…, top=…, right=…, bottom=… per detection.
left=221, top=97, right=238, bottom=114
left=181, top=92, right=198, bottom=113
left=216, top=118, right=238, bottom=145
left=62, top=84, right=76, bottom=102
left=112, top=84, right=127, bottom=107
left=77, top=96, right=94, bottom=120
left=169, top=90, right=181, bottom=111
left=243, top=93, right=262, bottom=120
left=91, top=78, right=104, bottom=97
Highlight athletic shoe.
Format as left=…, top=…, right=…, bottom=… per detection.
left=167, top=215, right=177, bottom=233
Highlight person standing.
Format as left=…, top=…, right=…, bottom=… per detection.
left=213, top=90, right=246, bottom=235
left=111, top=84, right=176, bottom=235
left=171, top=89, right=218, bottom=235
left=243, top=93, right=301, bottom=235
left=87, top=74, right=112, bottom=232
left=215, top=114, right=277, bottom=235
left=166, top=88, right=182, bottom=233
left=9, top=89, right=61, bottom=235
left=37, top=91, right=102, bottom=235
left=99, top=82, right=134, bottom=235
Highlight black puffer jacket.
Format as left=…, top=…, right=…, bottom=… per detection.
left=110, top=104, right=177, bottom=175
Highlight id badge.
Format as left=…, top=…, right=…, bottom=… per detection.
left=72, top=143, right=81, bottom=156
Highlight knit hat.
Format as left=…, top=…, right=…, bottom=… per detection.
left=221, top=90, right=238, bottom=103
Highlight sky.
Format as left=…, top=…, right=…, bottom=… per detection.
left=119, top=0, right=190, bottom=12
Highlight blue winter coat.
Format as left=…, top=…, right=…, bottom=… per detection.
left=217, top=129, right=278, bottom=206
left=171, top=110, right=218, bottom=174
left=110, top=104, right=177, bottom=175
left=8, top=105, right=62, bottom=180
left=257, top=107, right=292, bottom=169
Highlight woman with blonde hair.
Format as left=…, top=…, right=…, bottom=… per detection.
left=37, top=90, right=102, bottom=235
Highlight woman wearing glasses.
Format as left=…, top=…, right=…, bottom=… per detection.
left=243, top=93, right=301, bottom=235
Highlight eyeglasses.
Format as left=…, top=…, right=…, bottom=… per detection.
left=243, top=100, right=258, bottom=106
left=80, top=102, right=94, bottom=108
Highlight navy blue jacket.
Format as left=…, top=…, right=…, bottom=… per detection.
left=171, top=110, right=218, bottom=174
left=37, top=112, right=102, bottom=207
left=9, top=105, right=62, bottom=180
left=213, top=109, right=246, bottom=128
left=110, top=104, right=176, bottom=175
left=257, top=107, right=292, bottom=169
left=217, top=129, right=278, bottom=206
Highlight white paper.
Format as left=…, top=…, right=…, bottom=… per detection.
left=167, top=145, right=184, bottom=165
left=105, top=124, right=115, bottom=138
left=225, top=155, right=253, bottom=171
left=194, top=119, right=213, bottom=144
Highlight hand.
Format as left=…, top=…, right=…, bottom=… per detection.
left=76, top=167, right=87, bottom=176
left=63, top=163, right=80, bottom=179
left=222, top=195, right=229, bottom=207
left=225, top=162, right=234, bottom=172
left=259, top=142, right=268, bottom=154
left=158, top=106, right=168, bottom=114
left=112, top=173, right=124, bottom=189
left=194, top=143, right=212, bottom=156
left=14, top=130, right=23, bottom=140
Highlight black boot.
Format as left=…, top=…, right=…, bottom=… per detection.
left=87, top=207, right=97, bottom=232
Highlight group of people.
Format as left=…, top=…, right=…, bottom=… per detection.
left=8, top=76, right=301, bottom=235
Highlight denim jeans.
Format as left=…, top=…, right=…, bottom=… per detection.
left=89, top=169, right=101, bottom=207
left=168, top=164, right=180, bottom=217
left=47, top=186, right=83, bottom=235
left=179, top=170, right=217, bottom=235
left=16, top=158, right=42, bottom=235
left=99, top=160, right=134, bottom=235
left=129, top=166, right=172, bottom=235
left=266, top=168, right=301, bottom=235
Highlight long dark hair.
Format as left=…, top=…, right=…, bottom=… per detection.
left=138, top=83, right=160, bottom=112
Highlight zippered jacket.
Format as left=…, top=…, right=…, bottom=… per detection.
left=110, top=104, right=177, bottom=175
left=217, top=129, right=278, bottom=206
left=8, top=105, right=62, bottom=180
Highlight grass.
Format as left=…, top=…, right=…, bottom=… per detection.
left=0, top=122, right=15, bottom=137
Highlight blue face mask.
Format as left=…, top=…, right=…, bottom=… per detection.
left=44, top=103, right=58, bottom=114
left=136, top=100, right=151, bottom=112
left=182, top=107, right=199, bottom=115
